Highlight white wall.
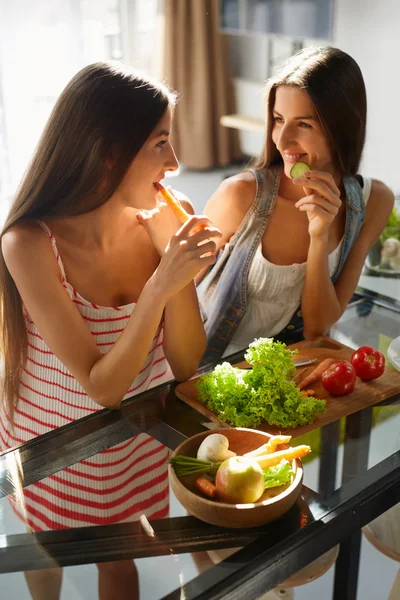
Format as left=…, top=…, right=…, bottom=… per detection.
left=333, top=0, right=400, bottom=194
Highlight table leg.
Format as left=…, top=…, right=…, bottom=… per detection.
left=318, top=420, right=341, bottom=499
left=341, top=408, right=373, bottom=485
left=332, top=408, right=373, bottom=600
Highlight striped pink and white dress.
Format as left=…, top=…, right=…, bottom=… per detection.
left=0, top=220, right=173, bottom=532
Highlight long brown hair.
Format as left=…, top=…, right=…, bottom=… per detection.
left=253, top=46, right=367, bottom=175
left=0, top=62, right=176, bottom=417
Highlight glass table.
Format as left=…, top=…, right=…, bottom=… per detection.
left=0, top=293, right=399, bottom=600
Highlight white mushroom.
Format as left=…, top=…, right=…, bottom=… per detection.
left=197, top=434, right=236, bottom=463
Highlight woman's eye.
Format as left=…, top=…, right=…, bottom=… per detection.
left=156, top=140, right=167, bottom=148
left=299, top=121, right=312, bottom=129
left=273, top=116, right=283, bottom=124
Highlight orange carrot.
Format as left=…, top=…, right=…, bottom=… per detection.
left=300, top=389, right=316, bottom=398
left=244, top=435, right=292, bottom=457
left=195, top=477, right=218, bottom=499
left=154, top=181, right=190, bottom=223
left=298, top=358, right=336, bottom=390
left=254, top=445, right=311, bottom=469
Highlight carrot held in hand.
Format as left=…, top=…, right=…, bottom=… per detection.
left=298, top=358, right=336, bottom=390
left=154, top=181, right=190, bottom=223
left=195, top=476, right=218, bottom=499
left=253, top=445, right=311, bottom=469
left=154, top=181, right=208, bottom=233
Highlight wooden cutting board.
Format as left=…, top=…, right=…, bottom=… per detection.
left=174, top=337, right=400, bottom=439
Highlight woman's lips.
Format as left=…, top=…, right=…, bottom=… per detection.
left=282, top=152, right=307, bottom=164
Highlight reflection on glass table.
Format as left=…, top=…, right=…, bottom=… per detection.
left=330, top=298, right=400, bottom=351
left=358, top=272, right=400, bottom=306
left=0, top=383, right=399, bottom=600
left=0, top=421, right=314, bottom=600
left=0, top=464, right=227, bottom=600
left=0, top=296, right=399, bottom=600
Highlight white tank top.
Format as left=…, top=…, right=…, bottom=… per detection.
left=224, top=177, right=372, bottom=356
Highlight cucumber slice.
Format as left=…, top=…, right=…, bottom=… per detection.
left=290, top=161, right=311, bottom=179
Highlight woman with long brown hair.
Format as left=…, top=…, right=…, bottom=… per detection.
left=0, top=62, right=220, bottom=599
left=196, top=46, right=394, bottom=364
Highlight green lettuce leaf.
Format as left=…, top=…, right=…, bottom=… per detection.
left=263, top=460, right=294, bottom=488
left=197, top=337, right=326, bottom=428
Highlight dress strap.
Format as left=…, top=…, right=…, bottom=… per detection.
left=37, top=220, right=67, bottom=283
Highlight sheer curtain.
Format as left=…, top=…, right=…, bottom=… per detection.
left=0, top=0, right=123, bottom=222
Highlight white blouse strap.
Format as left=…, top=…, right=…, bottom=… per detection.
left=362, top=177, right=372, bottom=206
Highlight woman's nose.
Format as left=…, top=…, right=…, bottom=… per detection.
left=277, top=123, right=295, bottom=148
left=165, top=145, right=179, bottom=173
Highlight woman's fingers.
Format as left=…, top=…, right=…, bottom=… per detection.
left=295, top=169, right=338, bottom=190
left=194, top=239, right=217, bottom=256
left=189, top=226, right=222, bottom=246
left=296, top=204, right=332, bottom=217
left=292, top=168, right=341, bottom=205
left=295, top=194, right=340, bottom=215
left=293, top=177, right=341, bottom=207
left=176, top=216, right=222, bottom=240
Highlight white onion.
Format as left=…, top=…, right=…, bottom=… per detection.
left=196, top=434, right=236, bottom=462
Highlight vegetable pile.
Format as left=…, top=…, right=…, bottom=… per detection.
left=169, top=433, right=310, bottom=503
left=197, top=338, right=326, bottom=428
left=300, top=345, right=386, bottom=397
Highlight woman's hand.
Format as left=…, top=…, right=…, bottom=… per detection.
left=137, top=190, right=184, bottom=256
left=152, top=216, right=222, bottom=301
left=292, top=170, right=342, bottom=238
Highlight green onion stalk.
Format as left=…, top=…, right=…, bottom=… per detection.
left=168, top=455, right=221, bottom=478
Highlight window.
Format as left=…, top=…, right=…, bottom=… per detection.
left=0, top=0, right=125, bottom=218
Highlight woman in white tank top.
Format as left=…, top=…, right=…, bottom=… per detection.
left=225, top=178, right=373, bottom=355
left=197, top=47, right=393, bottom=364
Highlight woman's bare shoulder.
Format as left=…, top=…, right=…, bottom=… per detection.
left=356, top=179, right=395, bottom=248
left=2, top=221, right=57, bottom=274
left=369, top=179, right=395, bottom=205
left=203, top=170, right=257, bottom=229
left=215, top=170, right=257, bottom=206
left=366, top=179, right=394, bottom=220
left=3, top=221, right=46, bottom=248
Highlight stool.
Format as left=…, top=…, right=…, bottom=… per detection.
left=207, top=544, right=339, bottom=598
left=363, top=504, right=400, bottom=600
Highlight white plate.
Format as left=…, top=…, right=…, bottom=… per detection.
left=388, top=336, right=400, bottom=371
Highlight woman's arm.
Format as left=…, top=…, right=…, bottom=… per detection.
left=137, top=194, right=221, bottom=380
left=2, top=217, right=217, bottom=409
left=160, top=199, right=208, bottom=380
left=299, top=177, right=394, bottom=338
left=163, top=281, right=206, bottom=380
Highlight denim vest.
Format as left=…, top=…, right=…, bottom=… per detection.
left=197, top=164, right=366, bottom=366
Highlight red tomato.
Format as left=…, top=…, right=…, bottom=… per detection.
left=350, top=346, right=385, bottom=381
left=321, top=360, right=357, bottom=396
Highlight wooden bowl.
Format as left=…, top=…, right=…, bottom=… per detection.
left=169, top=428, right=303, bottom=529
